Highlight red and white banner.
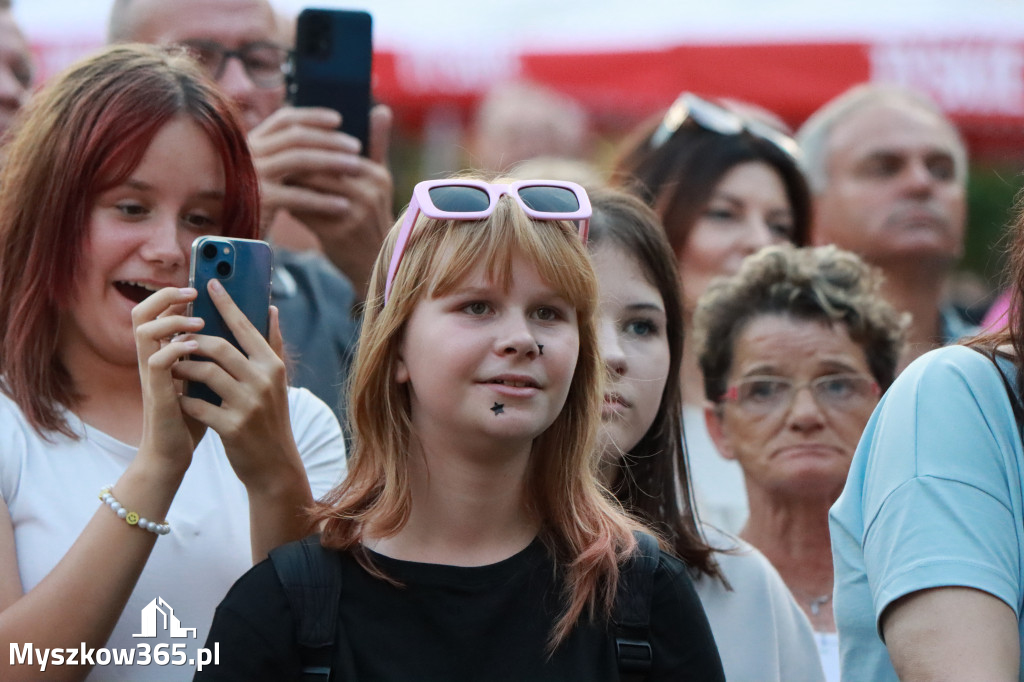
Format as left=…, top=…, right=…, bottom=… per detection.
left=19, top=1, right=1024, bottom=158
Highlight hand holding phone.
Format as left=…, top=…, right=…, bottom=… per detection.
left=185, top=236, right=273, bottom=405
left=290, top=8, right=373, bottom=155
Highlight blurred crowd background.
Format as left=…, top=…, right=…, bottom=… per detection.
left=19, top=0, right=1024, bottom=319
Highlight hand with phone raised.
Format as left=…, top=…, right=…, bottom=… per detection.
left=132, top=237, right=303, bottom=495
left=249, top=8, right=393, bottom=301
left=133, top=274, right=312, bottom=560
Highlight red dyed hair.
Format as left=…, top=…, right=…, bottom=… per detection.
left=0, top=44, right=260, bottom=437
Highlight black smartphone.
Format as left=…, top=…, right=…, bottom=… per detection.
left=185, top=236, right=273, bottom=405
left=290, top=8, right=373, bottom=155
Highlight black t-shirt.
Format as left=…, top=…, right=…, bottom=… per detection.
left=195, top=538, right=723, bottom=681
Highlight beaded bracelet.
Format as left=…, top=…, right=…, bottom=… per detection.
left=99, top=485, right=171, bottom=535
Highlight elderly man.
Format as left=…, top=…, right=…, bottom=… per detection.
left=108, top=0, right=395, bottom=425
left=0, top=0, right=31, bottom=138
left=797, top=84, right=974, bottom=370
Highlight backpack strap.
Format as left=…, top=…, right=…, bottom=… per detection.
left=613, top=530, right=660, bottom=682
left=269, top=534, right=344, bottom=682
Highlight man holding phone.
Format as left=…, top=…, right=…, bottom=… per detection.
left=108, top=0, right=394, bottom=425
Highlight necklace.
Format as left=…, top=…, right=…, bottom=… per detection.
left=787, top=581, right=833, bottom=616
left=808, top=592, right=832, bottom=616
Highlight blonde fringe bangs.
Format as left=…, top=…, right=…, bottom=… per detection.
left=389, top=199, right=597, bottom=322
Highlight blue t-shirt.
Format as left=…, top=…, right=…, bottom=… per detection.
left=830, top=345, right=1024, bottom=681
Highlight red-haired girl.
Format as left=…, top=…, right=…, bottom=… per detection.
left=0, top=45, right=345, bottom=680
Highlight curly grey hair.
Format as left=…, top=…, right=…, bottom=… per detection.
left=695, top=244, right=907, bottom=402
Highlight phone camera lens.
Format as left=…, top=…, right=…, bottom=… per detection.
left=216, top=261, right=232, bottom=277
left=202, top=243, right=218, bottom=260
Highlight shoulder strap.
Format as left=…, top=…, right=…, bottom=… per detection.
left=269, top=534, right=343, bottom=682
left=613, top=530, right=660, bottom=682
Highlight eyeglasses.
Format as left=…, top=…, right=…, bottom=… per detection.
left=649, top=92, right=801, bottom=161
left=179, top=39, right=289, bottom=89
left=384, top=179, right=592, bottom=304
left=719, top=373, right=880, bottom=416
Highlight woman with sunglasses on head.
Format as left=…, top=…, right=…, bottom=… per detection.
left=695, top=244, right=904, bottom=681
left=613, top=93, right=811, bottom=534
left=0, top=45, right=346, bottom=680
left=196, top=176, right=725, bottom=681
left=591, top=188, right=826, bottom=682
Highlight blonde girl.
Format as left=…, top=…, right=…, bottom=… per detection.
left=200, top=177, right=723, bottom=681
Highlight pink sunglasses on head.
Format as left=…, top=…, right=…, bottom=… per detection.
left=383, top=179, right=592, bottom=303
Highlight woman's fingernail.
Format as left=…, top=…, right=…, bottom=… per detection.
left=209, top=279, right=224, bottom=293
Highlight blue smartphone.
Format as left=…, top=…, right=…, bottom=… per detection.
left=289, top=8, right=373, bottom=155
left=185, top=236, right=273, bottom=405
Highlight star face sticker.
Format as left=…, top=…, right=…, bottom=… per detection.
left=491, top=402, right=505, bottom=415
left=537, top=344, right=544, bottom=355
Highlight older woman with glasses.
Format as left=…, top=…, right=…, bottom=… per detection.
left=613, top=92, right=812, bottom=533
left=695, top=244, right=905, bottom=682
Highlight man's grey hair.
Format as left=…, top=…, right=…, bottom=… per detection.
left=795, top=83, right=968, bottom=194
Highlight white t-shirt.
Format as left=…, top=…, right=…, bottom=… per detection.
left=815, top=631, right=840, bottom=682
left=683, top=405, right=749, bottom=534
left=695, top=526, right=826, bottom=682
left=0, top=387, right=347, bottom=681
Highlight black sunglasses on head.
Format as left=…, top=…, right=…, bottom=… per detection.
left=650, top=92, right=801, bottom=161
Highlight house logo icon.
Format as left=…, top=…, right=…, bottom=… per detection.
left=133, top=597, right=197, bottom=639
